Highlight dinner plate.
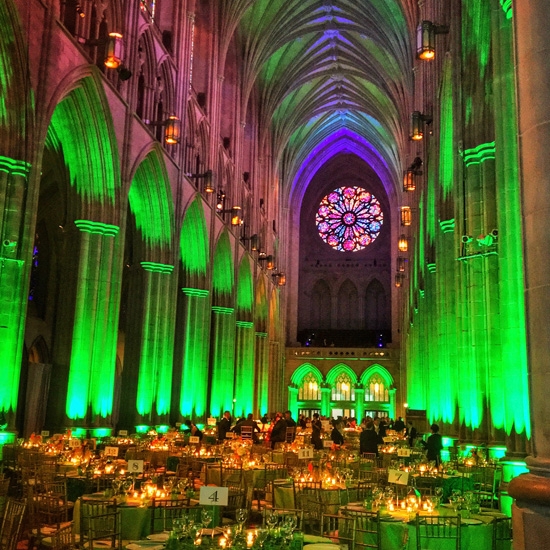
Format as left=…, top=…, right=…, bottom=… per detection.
left=126, top=543, right=164, bottom=550
left=461, top=518, right=483, bottom=525
left=146, top=533, right=170, bottom=542
left=303, top=535, right=335, bottom=544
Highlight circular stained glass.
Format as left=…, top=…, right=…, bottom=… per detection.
left=316, top=186, right=383, bottom=252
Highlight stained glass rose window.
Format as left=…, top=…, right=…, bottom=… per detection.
left=316, top=186, right=383, bottom=251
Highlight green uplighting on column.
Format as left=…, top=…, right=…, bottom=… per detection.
left=50, top=80, right=119, bottom=205
left=463, top=142, right=496, bottom=167
left=491, top=10, right=530, bottom=437
left=135, top=425, right=150, bottom=434
left=135, top=262, right=175, bottom=417
left=234, top=321, right=255, bottom=417
left=212, top=232, right=234, bottom=295
left=0, top=156, right=30, bottom=177
left=499, top=0, right=512, bottom=19
left=180, top=289, right=210, bottom=418
left=210, top=306, right=236, bottom=417
left=129, top=152, right=173, bottom=248
left=288, top=385, right=299, bottom=420
left=439, top=57, right=455, bottom=198
left=181, top=196, right=209, bottom=278
left=66, top=221, right=119, bottom=420
left=255, top=332, right=268, bottom=415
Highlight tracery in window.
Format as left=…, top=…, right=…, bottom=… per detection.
left=298, top=372, right=321, bottom=401
left=331, top=372, right=355, bottom=401
left=364, top=373, right=389, bottom=402
left=316, top=186, right=383, bottom=252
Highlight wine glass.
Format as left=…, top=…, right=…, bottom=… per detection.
left=201, top=508, right=212, bottom=533
left=236, top=508, right=247, bottom=530
left=266, top=509, right=279, bottom=530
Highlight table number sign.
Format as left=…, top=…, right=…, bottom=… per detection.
left=208, top=417, right=217, bottom=426
left=298, top=448, right=314, bottom=460
left=323, top=440, right=333, bottom=448
left=397, top=447, right=411, bottom=457
left=128, top=459, right=144, bottom=473
left=118, top=430, right=128, bottom=437
left=387, top=469, right=409, bottom=485
left=189, top=436, right=200, bottom=444
left=41, top=430, right=50, bottom=437
left=69, top=438, right=81, bottom=448
left=199, top=486, right=228, bottom=506
left=104, top=446, right=119, bottom=457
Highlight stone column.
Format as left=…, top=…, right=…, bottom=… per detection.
left=0, top=158, right=29, bottom=429
left=179, top=289, right=211, bottom=420
left=135, top=262, right=176, bottom=427
left=209, top=306, right=236, bottom=418
left=288, top=384, right=299, bottom=420
left=234, top=320, right=255, bottom=418
left=65, top=220, right=121, bottom=427
left=320, top=384, right=331, bottom=417
left=354, top=384, right=365, bottom=422
left=254, top=331, right=268, bottom=416
left=508, top=2, right=550, bottom=547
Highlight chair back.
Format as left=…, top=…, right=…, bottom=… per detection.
left=344, top=509, right=380, bottom=550
left=320, top=513, right=356, bottom=550
left=285, top=427, right=296, bottom=443
left=416, top=514, right=460, bottom=550
left=0, top=499, right=27, bottom=550
left=492, top=516, right=512, bottom=550
left=150, top=498, right=194, bottom=534
left=240, top=426, right=254, bottom=441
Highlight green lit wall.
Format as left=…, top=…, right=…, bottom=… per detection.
left=405, top=3, right=530, bottom=438
left=179, top=197, right=210, bottom=418
left=235, top=259, right=255, bottom=416
left=210, top=231, right=236, bottom=417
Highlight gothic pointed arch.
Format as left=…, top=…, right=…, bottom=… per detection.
left=180, top=195, right=209, bottom=289
left=212, top=229, right=235, bottom=306
left=128, top=145, right=175, bottom=264
left=47, top=71, right=122, bottom=222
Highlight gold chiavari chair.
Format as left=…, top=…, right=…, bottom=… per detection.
left=0, top=499, right=26, bottom=550
left=415, top=514, right=460, bottom=550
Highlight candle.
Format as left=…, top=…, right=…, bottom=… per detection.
left=219, top=537, right=227, bottom=548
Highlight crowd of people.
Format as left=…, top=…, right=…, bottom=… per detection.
left=179, top=411, right=441, bottom=464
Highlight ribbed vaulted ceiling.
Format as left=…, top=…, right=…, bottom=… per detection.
left=234, top=0, right=418, bottom=200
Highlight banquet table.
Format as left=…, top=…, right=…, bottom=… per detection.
left=340, top=502, right=510, bottom=550
left=73, top=494, right=208, bottom=541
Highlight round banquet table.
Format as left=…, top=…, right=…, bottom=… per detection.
left=340, top=502, right=510, bottom=550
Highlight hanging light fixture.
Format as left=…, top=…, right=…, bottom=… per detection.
left=104, top=32, right=125, bottom=69
left=144, top=115, right=181, bottom=145
left=272, top=271, right=286, bottom=286
left=164, top=115, right=181, bottom=145
left=403, top=157, right=423, bottom=191
left=417, top=20, right=450, bottom=61
left=400, top=206, right=412, bottom=226
left=398, top=234, right=408, bottom=252
left=397, top=257, right=407, bottom=272
left=409, top=111, right=432, bottom=141
left=395, top=273, right=404, bottom=288
left=217, top=204, right=243, bottom=226
left=258, top=254, right=274, bottom=270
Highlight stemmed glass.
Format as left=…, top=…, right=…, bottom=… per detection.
left=236, top=508, right=247, bottom=532
left=163, top=477, right=175, bottom=495
left=266, top=509, right=279, bottom=531
left=201, top=508, right=213, bottom=534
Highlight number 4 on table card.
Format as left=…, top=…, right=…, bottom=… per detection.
left=199, top=486, right=228, bottom=506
